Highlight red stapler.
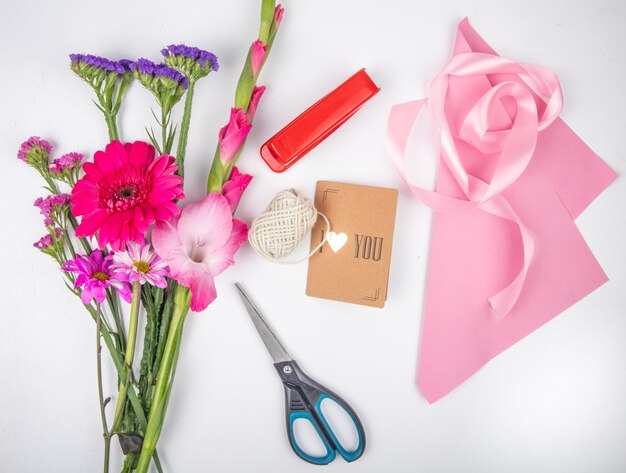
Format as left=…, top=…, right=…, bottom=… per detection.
left=260, top=69, right=380, bottom=173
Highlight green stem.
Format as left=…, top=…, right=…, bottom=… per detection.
left=258, top=0, right=276, bottom=44
left=96, top=304, right=111, bottom=473
left=207, top=147, right=225, bottom=193
left=111, top=281, right=142, bottom=432
left=207, top=0, right=279, bottom=193
left=175, top=80, right=195, bottom=178
left=104, top=112, right=119, bottom=142
left=67, top=214, right=92, bottom=254
left=135, top=286, right=191, bottom=473
left=75, top=293, right=164, bottom=473
left=63, top=229, right=76, bottom=258
left=161, top=108, right=168, bottom=155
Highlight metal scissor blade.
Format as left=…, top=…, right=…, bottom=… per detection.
left=235, top=283, right=292, bottom=364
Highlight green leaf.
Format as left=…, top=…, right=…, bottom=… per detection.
left=146, top=127, right=162, bottom=155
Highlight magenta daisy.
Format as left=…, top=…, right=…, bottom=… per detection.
left=71, top=140, right=185, bottom=251
left=62, top=250, right=132, bottom=304
left=111, top=241, right=169, bottom=288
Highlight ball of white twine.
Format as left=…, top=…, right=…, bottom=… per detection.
left=248, top=189, right=330, bottom=264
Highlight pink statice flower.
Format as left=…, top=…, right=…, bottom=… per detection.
left=111, top=241, right=170, bottom=288
left=33, top=234, right=55, bottom=250
left=17, top=136, right=52, bottom=165
left=250, top=40, right=267, bottom=77
left=62, top=250, right=131, bottom=304
left=152, top=193, right=248, bottom=312
left=56, top=152, right=83, bottom=170
left=71, top=140, right=185, bottom=251
left=49, top=151, right=83, bottom=173
left=221, top=167, right=253, bottom=212
left=49, top=152, right=84, bottom=186
left=218, top=108, right=252, bottom=165
left=33, top=228, right=63, bottom=257
left=34, top=194, right=72, bottom=226
left=247, top=85, right=266, bottom=122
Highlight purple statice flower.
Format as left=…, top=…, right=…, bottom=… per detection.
left=62, top=250, right=132, bottom=304
left=118, top=59, right=133, bottom=71
left=111, top=241, right=170, bottom=288
left=161, top=44, right=219, bottom=71
left=129, top=59, right=189, bottom=112
left=161, top=44, right=218, bottom=82
left=129, top=57, right=157, bottom=75
left=70, top=54, right=125, bottom=74
left=154, top=64, right=189, bottom=89
left=17, top=136, right=52, bottom=164
left=129, top=59, right=188, bottom=88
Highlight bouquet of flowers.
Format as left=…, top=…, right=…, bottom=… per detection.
left=17, top=1, right=283, bottom=471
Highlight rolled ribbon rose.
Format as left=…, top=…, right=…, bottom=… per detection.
left=387, top=52, right=563, bottom=319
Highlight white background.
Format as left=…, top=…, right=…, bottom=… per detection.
left=1, top=0, right=625, bottom=472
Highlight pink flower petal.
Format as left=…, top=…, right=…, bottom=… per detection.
left=222, top=167, right=253, bottom=213
left=218, top=108, right=252, bottom=164
left=247, top=85, right=266, bottom=122
left=152, top=218, right=183, bottom=259
left=177, top=194, right=233, bottom=257
left=76, top=210, right=108, bottom=237
left=205, top=219, right=248, bottom=275
left=188, top=271, right=217, bottom=312
left=251, top=40, right=267, bottom=76
left=128, top=140, right=151, bottom=168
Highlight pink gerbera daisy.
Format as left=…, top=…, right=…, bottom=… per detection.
left=71, top=140, right=185, bottom=251
left=111, top=241, right=170, bottom=288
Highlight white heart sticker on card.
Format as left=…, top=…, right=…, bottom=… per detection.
left=327, top=231, right=348, bottom=253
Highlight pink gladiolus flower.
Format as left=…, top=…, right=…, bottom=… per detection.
left=218, top=108, right=252, bottom=165
left=274, top=4, right=284, bottom=28
left=111, top=241, right=170, bottom=288
left=251, top=40, right=267, bottom=77
left=221, top=167, right=253, bottom=213
left=152, top=193, right=248, bottom=312
left=247, top=85, right=266, bottom=122
left=62, top=250, right=132, bottom=304
left=71, top=141, right=184, bottom=251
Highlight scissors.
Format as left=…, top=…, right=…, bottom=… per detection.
left=235, top=283, right=366, bottom=465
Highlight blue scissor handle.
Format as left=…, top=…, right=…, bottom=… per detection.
left=276, top=360, right=366, bottom=465
left=314, top=393, right=365, bottom=462
left=288, top=411, right=337, bottom=465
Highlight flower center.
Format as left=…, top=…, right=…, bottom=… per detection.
left=188, top=238, right=207, bottom=263
left=119, top=187, right=135, bottom=199
left=97, top=169, right=152, bottom=214
left=133, top=261, right=151, bottom=273
left=92, top=271, right=109, bottom=281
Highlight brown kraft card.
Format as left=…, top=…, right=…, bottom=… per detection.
left=306, top=181, right=399, bottom=308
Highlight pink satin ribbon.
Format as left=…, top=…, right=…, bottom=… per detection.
left=387, top=52, right=563, bottom=319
